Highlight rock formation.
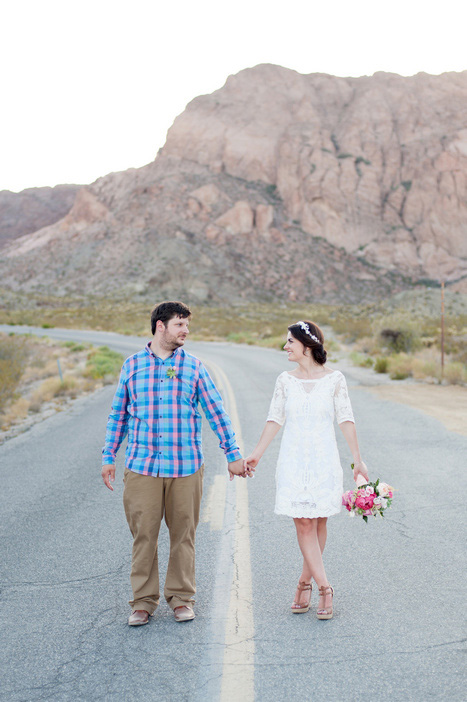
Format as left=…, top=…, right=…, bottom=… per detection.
left=0, top=184, right=80, bottom=247
left=0, top=64, right=466, bottom=303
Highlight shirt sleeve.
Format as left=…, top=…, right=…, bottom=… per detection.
left=266, top=374, right=287, bottom=426
left=102, top=366, right=130, bottom=465
left=197, top=363, right=242, bottom=463
left=333, top=372, right=355, bottom=424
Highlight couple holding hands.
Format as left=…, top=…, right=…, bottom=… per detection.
left=101, top=301, right=368, bottom=625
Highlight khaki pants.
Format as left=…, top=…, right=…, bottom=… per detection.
left=122, top=465, right=204, bottom=614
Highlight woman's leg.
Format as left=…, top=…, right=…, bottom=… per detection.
left=294, top=517, right=332, bottom=610
left=317, top=517, right=328, bottom=553
left=298, top=517, right=328, bottom=582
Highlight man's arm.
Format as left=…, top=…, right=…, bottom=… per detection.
left=197, top=363, right=243, bottom=470
left=101, top=368, right=130, bottom=491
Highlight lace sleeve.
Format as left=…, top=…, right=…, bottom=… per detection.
left=333, top=372, right=355, bottom=424
left=266, top=374, right=287, bottom=426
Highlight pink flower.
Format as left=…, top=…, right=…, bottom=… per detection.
left=355, top=493, right=375, bottom=510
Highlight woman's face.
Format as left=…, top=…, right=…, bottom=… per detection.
left=283, top=333, right=306, bottom=362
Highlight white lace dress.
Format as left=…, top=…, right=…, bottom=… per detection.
left=267, top=370, right=355, bottom=518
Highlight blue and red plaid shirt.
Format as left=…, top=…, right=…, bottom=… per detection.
left=102, top=342, right=241, bottom=477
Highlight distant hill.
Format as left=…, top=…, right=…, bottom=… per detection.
left=1, top=65, right=466, bottom=303
left=0, top=185, right=80, bottom=247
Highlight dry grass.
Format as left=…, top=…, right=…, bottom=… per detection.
left=1, top=288, right=465, bottom=387
left=0, top=333, right=123, bottom=434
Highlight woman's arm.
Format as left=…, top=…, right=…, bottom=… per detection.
left=338, top=420, right=369, bottom=483
left=244, top=421, right=281, bottom=471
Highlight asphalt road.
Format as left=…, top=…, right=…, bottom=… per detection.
left=0, top=326, right=465, bottom=701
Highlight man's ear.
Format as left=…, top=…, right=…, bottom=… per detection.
left=155, top=319, right=166, bottom=333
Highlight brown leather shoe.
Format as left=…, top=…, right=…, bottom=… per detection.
left=173, top=605, right=195, bottom=622
left=128, top=609, right=150, bottom=626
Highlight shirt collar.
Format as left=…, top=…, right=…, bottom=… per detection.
left=145, top=342, right=182, bottom=363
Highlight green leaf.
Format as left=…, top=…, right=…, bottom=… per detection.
left=363, top=515, right=368, bottom=523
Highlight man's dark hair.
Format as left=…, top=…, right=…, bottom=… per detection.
left=151, top=301, right=191, bottom=335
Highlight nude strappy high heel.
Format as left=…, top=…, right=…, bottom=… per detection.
left=316, top=585, right=334, bottom=619
left=291, top=581, right=312, bottom=613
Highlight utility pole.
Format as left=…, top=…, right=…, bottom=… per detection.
left=441, top=281, right=445, bottom=378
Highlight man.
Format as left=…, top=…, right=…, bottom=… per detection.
left=101, top=301, right=246, bottom=626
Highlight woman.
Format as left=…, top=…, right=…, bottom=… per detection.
left=244, top=321, right=368, bottom=619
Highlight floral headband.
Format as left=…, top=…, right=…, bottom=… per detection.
left=296, top=321, right=320, bottom=344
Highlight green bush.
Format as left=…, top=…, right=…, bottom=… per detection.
left=62, top=341, right=86, bottom=352
left=374, top=357, right=389, bottom=373
left=349, top=351, right=373, bottom=368
left=85, top=346, right=123, bottom=381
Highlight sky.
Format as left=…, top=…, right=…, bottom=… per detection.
left=1, top=0, right=466, bottom=193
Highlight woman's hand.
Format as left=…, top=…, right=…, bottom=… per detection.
left=244, top=455, right=260, bottom=475
left=352, top=460, right=369, bottom=485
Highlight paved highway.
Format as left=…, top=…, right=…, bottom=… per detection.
left=0, top=326, right=465, bottom=701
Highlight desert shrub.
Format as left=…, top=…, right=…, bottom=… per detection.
left=331, top=315, right=372, bottom=342
left=349, top=351, right=373, bottom=368
left=443, top=362, right=466, bottom=385
left=374, top=357, right=389, bottom=373
left=411, top=357, right=441, bottom=382
left=227, top=332, right=256, bottom=345
left=85, top=346, right=123, bottom=381
left=30, top=375, right=79, bottom=409
left=62, top=341, right=86, bottom=352
left=388, top=353, right=413, bottom=380
left=380, top=326, right=420, bottom=353
left=0, top=397, right=30, bottom=429
left=0, top=335, right=28, bottom=412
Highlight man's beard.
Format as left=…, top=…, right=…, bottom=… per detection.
left=162, top=333, right=185, bottom=350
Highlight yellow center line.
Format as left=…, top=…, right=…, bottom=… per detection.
left=201, top=357, right=255, bottom=702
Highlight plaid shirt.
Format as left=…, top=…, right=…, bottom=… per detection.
left=102, top=343, right=241, bottom=477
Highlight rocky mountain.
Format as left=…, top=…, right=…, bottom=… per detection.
left=0, top=185, right=80, bottom=247
left=1, top=64, right=466, bottom=304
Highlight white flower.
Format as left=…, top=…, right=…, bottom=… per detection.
left=373, top=496, right=383, bottom=505
left=377, top=483, right=391, bottom=497
left=296, top=321, right=320, bottom=344
left=348, top=511, right=355, bottom=518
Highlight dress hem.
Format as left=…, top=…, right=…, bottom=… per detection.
left=274, top=506, right=341, bottom=519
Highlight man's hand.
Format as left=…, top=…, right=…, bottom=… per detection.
left=228, top=458, right=248, bottom=481
left=102, top=464, right=116, bottom=490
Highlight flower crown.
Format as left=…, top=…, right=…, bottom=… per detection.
left=296, top=321, right=320, bottom=344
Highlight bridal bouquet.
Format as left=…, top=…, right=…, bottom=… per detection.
left=342, top=466, right=394, bottom=523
